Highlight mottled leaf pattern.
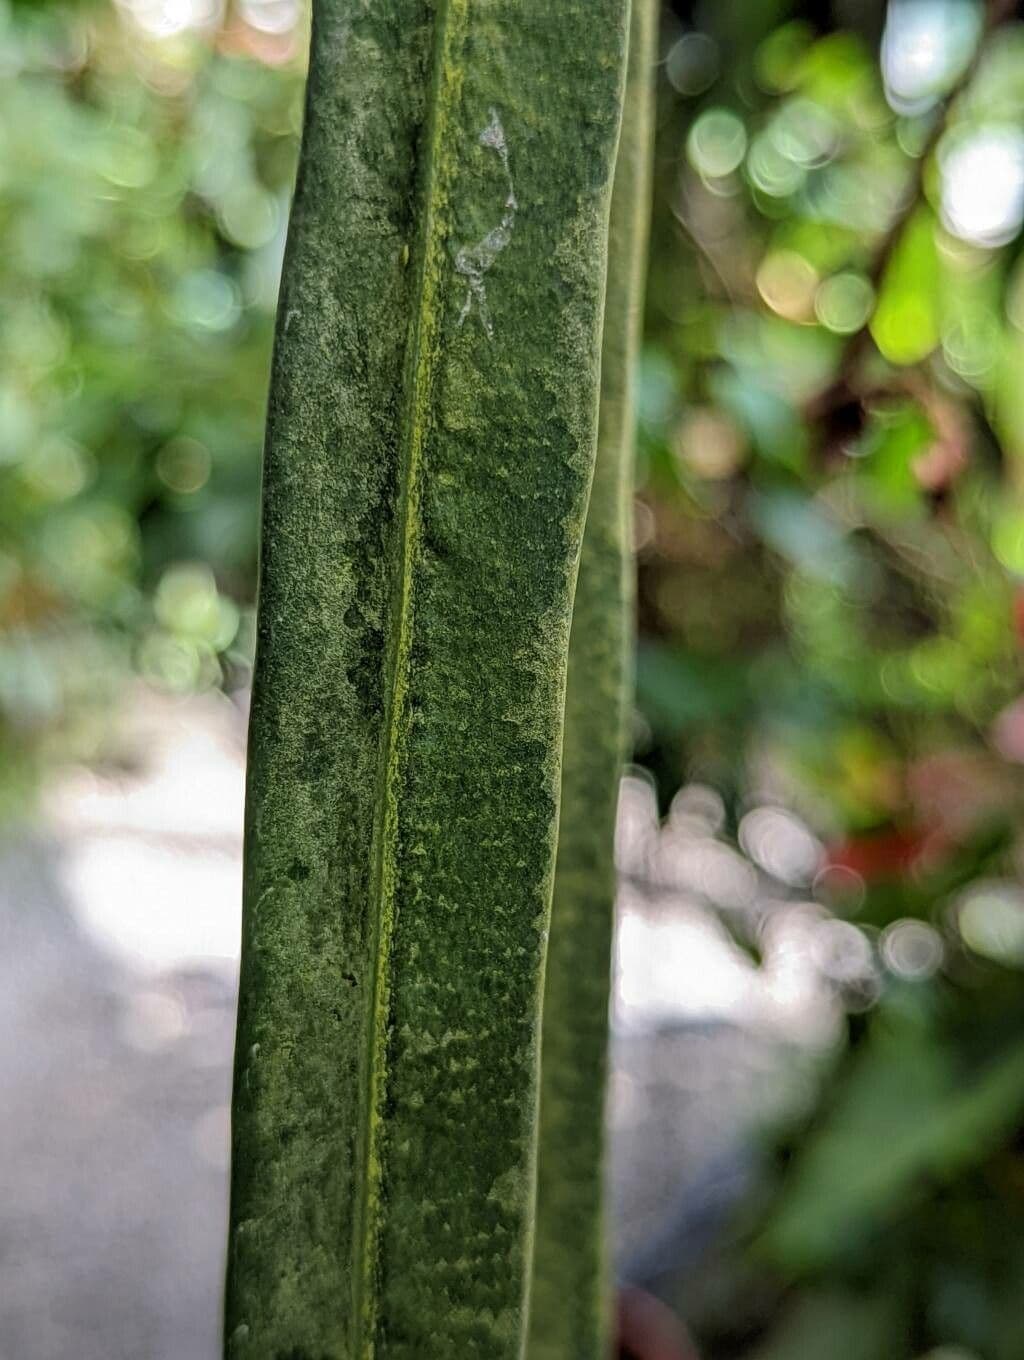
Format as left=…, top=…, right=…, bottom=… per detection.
left=226, top=2, right=629, bottom=1356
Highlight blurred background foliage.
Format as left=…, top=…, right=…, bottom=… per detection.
left=0, top=0, right=300, bottom=807
left=7, top=0, right=1024, bottom=1354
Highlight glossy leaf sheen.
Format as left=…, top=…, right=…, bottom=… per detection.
left=225, top=1, right=629, bottom=1357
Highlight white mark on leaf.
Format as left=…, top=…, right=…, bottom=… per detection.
left=455, top=108, right=517, bottom=339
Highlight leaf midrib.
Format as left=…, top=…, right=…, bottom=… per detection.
left=351, top=2, right=460, bottom=1354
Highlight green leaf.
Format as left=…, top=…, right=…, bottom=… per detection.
left=636, top=639, right=751, bottom=735
left=225, top=3, right=630, bottom=1356
left=855, top=400, right=933, bottom=514
left=749, top=1286, right=909, bottom=1360
left=870, top=207, right=942, bottom=366
left=759, top=1016, right=1024, bottom=1273
left=528, top=1, right=657, bottom=1356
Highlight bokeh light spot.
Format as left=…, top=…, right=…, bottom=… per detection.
left=881, top=919, right=943, bottom=979
left=739, top=806, right=824, bottom=887
left=156, top=437, right=212, bottom=496
left=665, top=32, right=718, bottom=97
left=687, top=108, right=748, bottom=180
left=756, top=250, right=819, bottom=322
left=882, top=0, right=981, bottom=114
left=958, top=881, right=1024, bottom=966
left=940, top=126, right=1024, bottom=248
left=815, top=272, right=875, bottom=334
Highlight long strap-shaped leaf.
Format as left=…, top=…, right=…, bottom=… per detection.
left=527, top=1, right=657, bottom=1356
left=225, top=2, right=629, bottom=1356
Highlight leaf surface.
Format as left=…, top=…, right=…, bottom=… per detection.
left=528, top=1, right=657, bottom=1355
left=226, top=2, right=630, bottom=1357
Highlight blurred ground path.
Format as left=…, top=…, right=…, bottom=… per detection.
left=0, top=690, right=827, bottom=1357
left=0, top=692, right=244, bottom=1360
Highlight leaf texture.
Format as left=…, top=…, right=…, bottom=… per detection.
left=527, top=1, right=658, bottom=1355
left=225, top=2, right=630, bottom=1357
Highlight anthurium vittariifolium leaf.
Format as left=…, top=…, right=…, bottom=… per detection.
left=225, top=2, right=631, bottom=1357
left=529, top=1, right=657, bottom=1356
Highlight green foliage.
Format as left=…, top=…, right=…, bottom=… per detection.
left=528, top=2, right=656, bottom=1356
left=740, top=950, right=1024, bottom=1360
left=0, top=0, right=302, bottom=810
left=10, top=0, right=1024, bottom=1356
left=761, top=1014, right=1024, bottom=1272
left=226, top=1, right=630, bottom=1356
left=638, top=9, right=1024, bottom=819
left=639, top=5, right=1024, bottom=1357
